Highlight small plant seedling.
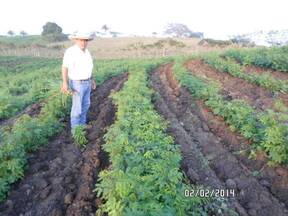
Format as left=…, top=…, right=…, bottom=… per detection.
left=72, top=125, right=88, bottom=147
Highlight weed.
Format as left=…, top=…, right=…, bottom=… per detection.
left=72, top=125, right=88, bottom=147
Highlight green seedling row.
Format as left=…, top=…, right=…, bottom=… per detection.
left=94, top=59, right=230, bottom=216
left=173, top=58, right=288, bottom=164
left=222, top=47, right=288, bottom=72
left=0, top=92, right=71, bottom=201
left=0, top=58, right=129, bottom=201
left=202, top=54, right=288, bottom=93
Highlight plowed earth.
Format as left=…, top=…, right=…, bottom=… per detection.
left=0, top=73, right=127, bottom=216
left=150, top=64, right=288, bottom=216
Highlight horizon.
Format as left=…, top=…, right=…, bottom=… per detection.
left=1, top=26, right=288, bottom=40
left=1, top=0, right=288, bottom=40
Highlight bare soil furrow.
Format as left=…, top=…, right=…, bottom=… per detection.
left=150, top=64, right=288, bottom=216
left=0, top=73, right=127, bottom=216
left=186, top=59, right=288, bottom=111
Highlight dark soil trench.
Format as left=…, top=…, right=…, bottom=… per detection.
left=150, top=64, right=288, bottom=216
left=0, top=73, right=128, bottom=216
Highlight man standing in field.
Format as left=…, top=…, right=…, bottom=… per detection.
left=61, top=31, right=96, bottom=134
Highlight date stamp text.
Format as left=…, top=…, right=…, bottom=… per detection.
left=184, top=188, right=236, bottom=198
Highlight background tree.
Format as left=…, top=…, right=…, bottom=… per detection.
left=101, top=24, right=109, bottom=32
left=230, top=34, right=255, bottom=47
left=152, top=32, right=157, bottom=37
left=20, top=30, right=28, bottom=37
left=41, top=22, right=67, bottom=42
left=164, top=23, right=203, bottom=38
left=7, top=30, right=15, bottom=37
left=42, top=22, right=62, bottom=35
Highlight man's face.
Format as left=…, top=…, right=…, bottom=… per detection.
left=75, top=39, right=88, bottom=51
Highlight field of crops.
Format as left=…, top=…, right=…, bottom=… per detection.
left=0, top=46, right=288, bottom=216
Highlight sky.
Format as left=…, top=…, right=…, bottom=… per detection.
left=1, top=0, right=287, bottom=39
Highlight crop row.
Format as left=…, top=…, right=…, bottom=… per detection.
left=0, top=56, right=57, bottom=76
left=222, top=47, right=288, bottom=72
left=94, top=59, right=229, bottom=216
left=0, top=63, right=61, bottom=120
left=0, top=59, right=129, bottom=201
left=0, top=58, right=129, bottom=121
left=173, top=58, right=288, bottom=164
left=202, top=54, right=288, bottom=93
left=94, top=59, right=129, bottom=85
left=0, top=92, right=71, bottom=201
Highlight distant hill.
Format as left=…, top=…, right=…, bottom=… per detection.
left=0, top=35, right=44, bottom=45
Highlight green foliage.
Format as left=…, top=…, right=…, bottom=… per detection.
left=72, top=125, right=88, bottom=147
left=0, top=93, right=70, bottom=201
left=0, top=56, right=57, bottom=75
left=223, top=46, right=288, bottom=72
left=42, top=22, right=62, bottom=35
left=202, top=54, right=288, bottom=93
left=259, top=110, right=288, bottom=164
left=0, top=57, right=130, bottom=121
left=146, top=39, right=186, bottom=49
left=198, top=39, right=233, bottom=47
left=0, top=35, right=44, bottom=47
left=11, top=115, right=48, bottom=152
left=173, top=57, right=288, bottom=164
left=0, top=58, right=61, bottom=120
left=93, top=59, right=129, bottom=85
left=41, top=22, right=67, bottom=42
left=274, top=99, right=288, bottom=113
left=220, top=101, right=262, bottom=141
left=95, top=59, right=227, bottom=216
left=0, top=56, right=129, bottom=202
left=124, top=39, right=186, bottom=51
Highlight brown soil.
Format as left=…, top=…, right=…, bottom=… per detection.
left=186, top=59, right=288, bottom=111
left=244, top=65, right=288, bottom=107
left=150, top=64, right=288, bottom=216
left=244, top=65, right=288, bottom=82
left=0, top=73, right=128, bottom=216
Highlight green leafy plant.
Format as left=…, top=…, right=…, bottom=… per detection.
left=259, top=110, right=288, bottom=164
left=202, top=54, right=288, bottom=93
left=94, top=59, right=229, bottom=216
left=0, top=56, right=129, bottom=202
left=72, top=125, right=88, bottom=147
left=173, top=57, right=288, bottom=164
left=223, top=46, right=288, bottom=72
left=0, top=93, right=69, bottom=201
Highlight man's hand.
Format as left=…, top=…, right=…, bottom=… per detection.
left=61, top=82, right=72, bottom=95
left=61, top=67, right=73, bottom=95
left=92, top=80, right=97, bottom=90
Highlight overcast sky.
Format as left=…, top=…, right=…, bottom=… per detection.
left=1, top=0, right=287, bottom=39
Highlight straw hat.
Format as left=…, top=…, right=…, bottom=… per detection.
left=68, top=31, right=94, bottom=41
